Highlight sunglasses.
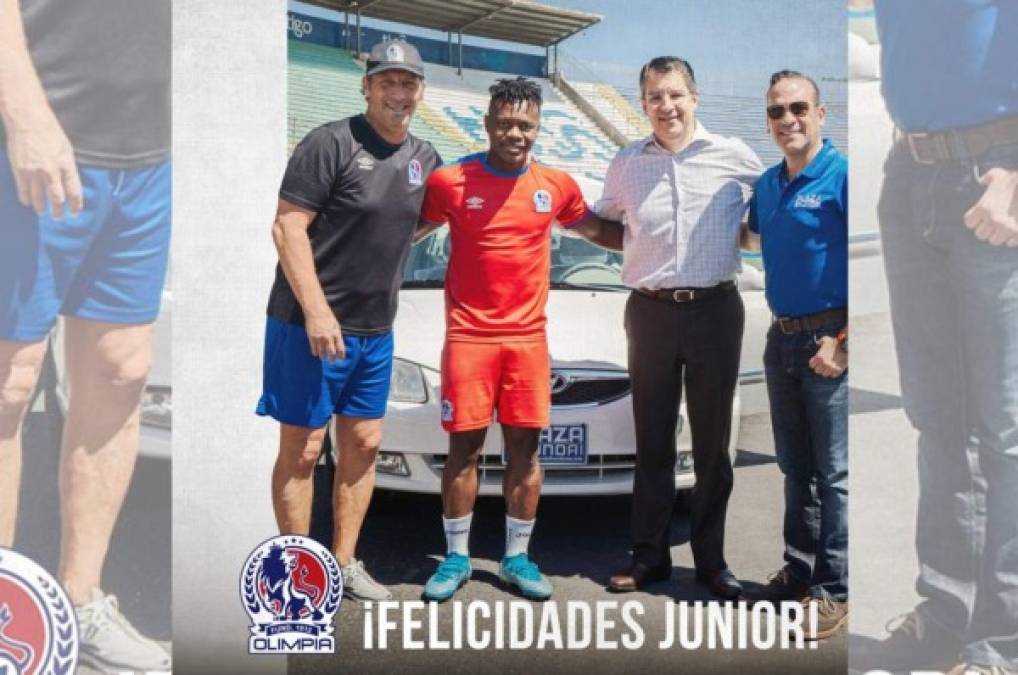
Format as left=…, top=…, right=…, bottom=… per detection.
left=766, top=101, right=811, bottom=120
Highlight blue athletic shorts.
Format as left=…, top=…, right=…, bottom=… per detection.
left=255, top=317, right=394, bottom=428
left=0, top=152, right=171, bottom=342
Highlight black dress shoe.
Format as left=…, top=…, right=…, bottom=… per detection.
left=696, top=568, right=743, bottom=600
left=608, top=561, right=671, bottom=592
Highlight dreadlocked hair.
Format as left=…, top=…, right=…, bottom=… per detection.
left=488, top=76, right=542, bottom=114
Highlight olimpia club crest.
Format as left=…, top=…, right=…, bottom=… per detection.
left=533, top=189, right=552, bottom=213
left=241, top=536, right=342, bottom=654
left=386, top=43, right=405, bottom=63
left=408, top=158, right=423, bottom=186
left=0, top=548, right=78, bottom=675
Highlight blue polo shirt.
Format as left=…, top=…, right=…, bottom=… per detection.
left=875, top=0, right=1018, bottom=131
left=748, top=139, right=847, bottom=318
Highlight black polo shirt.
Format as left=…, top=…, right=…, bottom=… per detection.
left=268, top=115, right=441, bottom=335
left=1, top=0, right=170, bottom=168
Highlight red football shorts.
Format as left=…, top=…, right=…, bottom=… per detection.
left=440, top=339, right=551, bottom=432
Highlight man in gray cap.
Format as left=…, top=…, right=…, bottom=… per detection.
left=257, top=38, right=440, bottom=601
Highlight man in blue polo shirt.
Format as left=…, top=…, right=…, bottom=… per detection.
left=742, top=70, right=848, bottom=642
left=854, top=4, right=1017, bottom=673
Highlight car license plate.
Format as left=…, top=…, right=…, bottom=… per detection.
left=502, top=424, right=588, bottom=465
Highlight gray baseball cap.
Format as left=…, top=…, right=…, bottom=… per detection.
left=365, top=39, right=425, bottom=78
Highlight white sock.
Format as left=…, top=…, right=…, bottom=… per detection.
left=505, top=515, right=535, bottom=558
left=443, top=513, right=472, bottom=556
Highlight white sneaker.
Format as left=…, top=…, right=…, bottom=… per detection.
left=74, top=589, right=171, bottom=673
left=341, top=559, right=392, bottom=602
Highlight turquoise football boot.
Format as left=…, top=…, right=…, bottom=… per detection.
left=422, top=553, right=471, bottom=602
left=499, top=553, right=553, bottom=600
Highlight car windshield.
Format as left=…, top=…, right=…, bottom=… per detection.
left=402, top=228, right=626, bottom=290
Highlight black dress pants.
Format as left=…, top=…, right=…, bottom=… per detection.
left=625, top=286, right=744, bottom=573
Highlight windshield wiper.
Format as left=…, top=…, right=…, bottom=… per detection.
left=550, top=281, right=626, bottom=292
left=401, top=280, right=444, bottom=289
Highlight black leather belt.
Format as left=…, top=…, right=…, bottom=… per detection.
left=896, top=115, right=1018, bottom=165
left=637, top=280, right=736, bottom=304
left=774, top=308, right=847, bottom=335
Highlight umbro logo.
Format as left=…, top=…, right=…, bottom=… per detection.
left=465, top=196, right=485, bottom=210
left=357, top=157, right=375, bottom=171
left=794, top=194, right=823, bottom=209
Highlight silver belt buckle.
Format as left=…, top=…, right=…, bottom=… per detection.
left=906, top=132, right=937, bottom=165
left=672, top=289, right=695, bottom=303
left=777, top=317, right=796, bottom=335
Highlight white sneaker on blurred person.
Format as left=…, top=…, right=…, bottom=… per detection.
left=341, top=559, right=392, bottom=602
left=75, top=589, right=171, bottom=673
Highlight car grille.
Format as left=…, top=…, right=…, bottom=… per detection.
left=551, top=369, right=630, bottom=408
left=429, top=453, right=637, bottom=482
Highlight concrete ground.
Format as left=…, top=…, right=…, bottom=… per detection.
left=10, top=262, right=909, bottom=675
left=289, top=387, right=847, bottom=675
left=847, top=311, right=927, bottom=675
left=16, top=403, right=172, bottom=673
left=846, top=238, right=936, bottom=672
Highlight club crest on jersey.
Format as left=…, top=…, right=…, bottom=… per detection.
left=793, top=193, right=824, bottom=209
left=386, top=44, right=405, bottom=63
left=241, top=535, right=341, bottom=655
left=0, top=548, right=79, bottom=675
left=465, top=196, right=485, bottom=210
left=408, top=159, right=423, bottom=186
left=533, top=189, right=552, bottom=213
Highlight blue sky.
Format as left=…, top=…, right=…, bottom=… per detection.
left=539, top=0, right=845, bottom=96
left=290, top=0, right=846, bottom=99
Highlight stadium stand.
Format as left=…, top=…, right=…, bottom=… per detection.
left=423, top=62, right=616, bottom=179
left=565, top=79, right=848, bottom=167
left=567, top=79, right=651, bottom=141
left=287, top=3, right=847, bottom=177
left=694, top=90, right=848, bottom=166
left=288, top=40, right=473, bottom=160
left=289, top=40, right=617, bottom=179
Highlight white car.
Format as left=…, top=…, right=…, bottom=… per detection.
left=331, top=180, right=770, bottom=496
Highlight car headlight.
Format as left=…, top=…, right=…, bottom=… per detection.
left=389, top=358, right=428, bottom=404
left=140, top=385, right=171, bottom=429
left=375, top=452, right=410, bottom=476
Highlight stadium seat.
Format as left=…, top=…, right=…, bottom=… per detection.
left=286, top=40, right=847, bottom=180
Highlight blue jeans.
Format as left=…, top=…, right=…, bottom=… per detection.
left=763, top=320, right=849, bottom=601
left=878, top=140, right=1018, bottom=668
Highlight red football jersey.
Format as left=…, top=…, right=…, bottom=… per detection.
left=420, top=153, right=589, bottom=341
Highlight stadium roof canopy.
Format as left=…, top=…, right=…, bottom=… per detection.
left=305, top=0, right=601, bottom=47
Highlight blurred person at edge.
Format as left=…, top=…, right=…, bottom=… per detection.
left=572, top=56, right=763, bottom=600
left=740, top=71, right=849, bottom=642
left=0, top=0, right=171, bottom=672
left=256, top=40, right=441, bottom=603
left=854, top=2, right=1018, bottom=674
